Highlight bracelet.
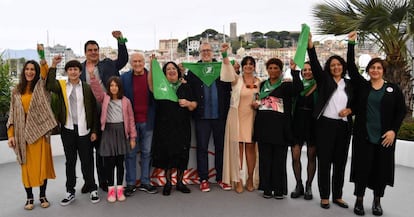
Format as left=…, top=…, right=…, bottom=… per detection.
left=221, top=52, right=228, bottom=58
left=118, top=37, right=128, bottom=44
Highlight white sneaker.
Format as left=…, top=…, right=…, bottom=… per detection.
left=60, top=192, right=75, bottom=206
left=90, top=190, right=100, bottom=204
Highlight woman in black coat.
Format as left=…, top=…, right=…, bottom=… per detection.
left=347, top=31, right=406, bottom=216
left=253, top=58, right=303, bottom=199
left=307, top=33, right=354, bottom=209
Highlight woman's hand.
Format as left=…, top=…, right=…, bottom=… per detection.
left=308, top=32, right=313, bottom=49
left=289, top=59, right=297, bottom=71
left=8, top=137, right=16, bottom=148
left=348, top=31, right=357, bottom=42
left=178, top=99, right=189, bottom=108
left=381, top=130, right=396, bottom=147
left=338, top=108, right=352, bottom=117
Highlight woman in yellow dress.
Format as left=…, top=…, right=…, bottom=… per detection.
left=7, top=57, right=57, bottom=210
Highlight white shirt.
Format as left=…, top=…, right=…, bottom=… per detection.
left=322, top=78, right=348, bottom=121
left=65, top=80, right=90, bottom=136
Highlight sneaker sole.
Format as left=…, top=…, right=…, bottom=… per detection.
left=200, top=188, right=210, bottom=192
left=138, top=188, right=157, bottom=194
left=91, top=198, right=100, bottom=204
left=60, top=199, right=75, bottom=206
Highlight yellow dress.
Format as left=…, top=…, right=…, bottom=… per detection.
left=8, top=65, right=56, bottom=188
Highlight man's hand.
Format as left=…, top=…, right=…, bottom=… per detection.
left=112, top=31, right=123, bottom=39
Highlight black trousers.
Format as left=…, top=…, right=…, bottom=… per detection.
left=103, top=155, right=125, bottom=186
left=316, top=117, right=351, bottom=200
left=61, top=126, right=97, bottom=194
left=258, top=142, right=288, bottom=195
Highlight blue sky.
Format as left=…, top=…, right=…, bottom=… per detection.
left=1, top=0, right=325, bottom=55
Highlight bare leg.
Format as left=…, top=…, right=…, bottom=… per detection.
left=245, top=142, right=256, bottom=191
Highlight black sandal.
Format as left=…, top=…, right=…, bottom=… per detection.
left=24, top=198, right=34, bottom=210
left=39, top=197, right=50, bottom=208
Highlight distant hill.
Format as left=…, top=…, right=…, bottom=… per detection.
left=1, top=49, right=38, bottom=60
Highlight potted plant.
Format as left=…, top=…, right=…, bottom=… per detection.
left=0, top=56, right=12, bottom=140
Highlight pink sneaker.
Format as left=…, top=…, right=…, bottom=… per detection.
left=117, top=186, right=126, bottom=201
left=200, top=180, right=210, bottom=192
left=107, top=186, right=116, bottom=203
left=218, top=181, right=232, bottom=191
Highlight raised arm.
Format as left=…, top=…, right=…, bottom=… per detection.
left=220, top=43, right=236, bottom=82
left=346, top=31, right=366, bottom=86
left=307, top=32, right=325, bottom=83
left=148, top=54, right=155, bottom=92
left=46, top=56, right=62, bottom=93
left=88, top=73, right=105, bottom=103
left=112, top=30, right=128, bottom=71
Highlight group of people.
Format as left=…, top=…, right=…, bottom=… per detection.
left=6, top=30, right=405, bottom=216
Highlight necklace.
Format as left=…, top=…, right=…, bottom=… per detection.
left=243, top=75, right=257, bottom=89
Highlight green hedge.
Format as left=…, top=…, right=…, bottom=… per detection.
left=397, top=117, right=414, bottom=141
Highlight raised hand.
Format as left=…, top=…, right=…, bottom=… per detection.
left=348, top=31, right=357, bottom=42
left=112, top=30, right=123, bottom=39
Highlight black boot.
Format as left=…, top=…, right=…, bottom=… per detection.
left=176, top=169, right=191, bottom=193
left=163, top=169, right=172, bottom=196
left=176, top=182, right=191, bottom=193
left=372, top=197, right=383, bottom=216
left=304, top=181, right=313, bottom=200
left=163, top=181, right=172, bottom=196
left=354, top=197, right=365, bottom=216
left=290, top=182, right=304, bottom=198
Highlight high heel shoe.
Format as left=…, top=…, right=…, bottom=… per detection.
left=246, top=178, right=254, bottom=192
left=235, top=181, right=243, bottom=193
left=163, top=182, right=172, bottom=196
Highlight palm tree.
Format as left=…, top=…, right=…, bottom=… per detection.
left=312, top=0, right=414, bottom=113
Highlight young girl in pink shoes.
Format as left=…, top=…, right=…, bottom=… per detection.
left=89, top=74, right=137, bottom=202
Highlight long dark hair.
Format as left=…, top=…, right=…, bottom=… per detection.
left=106, top=76, right=124, bottom=99
left=17, top=60, right=40, bottom=94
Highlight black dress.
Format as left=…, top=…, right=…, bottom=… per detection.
left=292, top=92, right=317, bottom=146
left=152, top=83, right=194, bottom=170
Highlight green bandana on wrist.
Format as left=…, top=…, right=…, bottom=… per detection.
left=118, top=37, right=128, bottom=44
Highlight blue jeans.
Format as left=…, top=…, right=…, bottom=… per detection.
left=195, top=119, right=225, bottom=182
left=125, top=122, right=153, bottom=186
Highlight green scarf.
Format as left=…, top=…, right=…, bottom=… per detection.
left=259, top=79, right=282, bottom=99
left=169, top=81, right=181, bottom=93
left=151, top=59, right=178, bottom=102
left=182, top=62, right=222, bottom=86
left=300, top=79, right=316, bottom=96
